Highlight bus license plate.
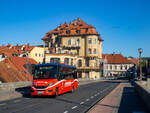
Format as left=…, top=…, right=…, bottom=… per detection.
left=37, top=91, right=44, bottom=94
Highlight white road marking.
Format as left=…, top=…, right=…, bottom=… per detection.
left=95, top=94, right=97, bottom=96
left=98, top=93, right=100, bottom=94
left=14, top=99, right=21, bottom=103
left=0, top=103, right=6, bottom=106
left=72, top=106, right=77, bottom=109
left=91, top=96, right=94, bottom=98
left=80, top=102, right=84, bottom=105
left=63, top=111, right=68, bottom=113
left=86, top=99, right=89, bottom=101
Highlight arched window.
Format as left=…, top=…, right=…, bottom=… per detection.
left=68, top=39, right=71, bottom=45
left=64, top=58, right=69, bottom=64
left=76, top=39, right=80, bottom=46
left=78, top=60, right=82, bottom=67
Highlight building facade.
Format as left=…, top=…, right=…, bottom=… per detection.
left=102, top=54, right=135, bottom=78
left=42, top=18, right=103, bottom=79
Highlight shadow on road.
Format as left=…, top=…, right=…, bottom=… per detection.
left=15, top=86, right=32, bottom=98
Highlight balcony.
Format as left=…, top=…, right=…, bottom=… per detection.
left=62, top=45, right=80, bottom=49
left=77, top=66, right=101, bottom=71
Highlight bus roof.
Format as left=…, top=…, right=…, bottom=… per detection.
left=35, top=63, right=76, bottom=69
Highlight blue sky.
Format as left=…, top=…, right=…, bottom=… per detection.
left=0, top=0, right=150, bottom=57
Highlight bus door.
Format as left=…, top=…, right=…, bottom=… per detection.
left=64, top=73, right=73, bottom=92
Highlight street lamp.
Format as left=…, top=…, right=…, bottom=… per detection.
left=138, top=48, right=143, bottom=81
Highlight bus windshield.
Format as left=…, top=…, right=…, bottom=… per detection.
left=33, top=65, right=58, bottom=79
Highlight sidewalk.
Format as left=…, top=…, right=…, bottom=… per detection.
left=89, top=81, right=148, bottom=113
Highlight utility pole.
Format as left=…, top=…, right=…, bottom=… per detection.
left=138, top=48, right=143, bottom=81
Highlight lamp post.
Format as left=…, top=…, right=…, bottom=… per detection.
left=138, top=48, right=143, bottom=81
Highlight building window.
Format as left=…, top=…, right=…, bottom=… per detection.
left=35, top=53, right=37, bottom=57
left=64, top=58, right=69, bottom=64
left=125, top=65, right=127, bottom=70
left=76, top=39, right=80, bottom=46
left=50, top=58, right=60, bottom=63
left=88, top=48, right=92, bottom=54
left=115, top=65, right=117, bottom=70
left=71, top=59, right=73, bottom=65
left=106, top=66, right=108, bottom=69
left=76, top=30, right=80, bottom=34
left=45, top=42, right=49, bottom=47
left=93, top=38, right=96, bottom=44
left=120, top=65, right=123, bottom=70
left=85, top=59, right=89, bottom=67
left=39, top=54, right=41, bottom=57
left=2, top=54, right=5, bottom=58
left=78, top=60, right=82, bottom=67
left=68, top=39, right=71, bottom=45
left=66, top=30, right=70, bottom=34
left=93, top=48, right=96, bottom=54
left=88, top=38, right=92, bottom=44
left=110, top=65, right=112, bottom=70
left=78, top=73, right=82, bottom=78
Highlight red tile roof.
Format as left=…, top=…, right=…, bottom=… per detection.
left=42, top=18, right=103, bottom=41
left=0, top=44, right=34, bottom=57
left=102, top=54, right=131, bottom=64
left=127, top=58, right=139, bottom=65
left=0, top=56, right=37, bottom=82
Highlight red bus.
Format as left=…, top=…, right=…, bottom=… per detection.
left=31, top=63, right=78, bottom=97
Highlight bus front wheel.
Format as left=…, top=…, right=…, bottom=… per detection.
left=71, top=86, right=75, bottom=93
left=55, top=88, right=59, bottom=97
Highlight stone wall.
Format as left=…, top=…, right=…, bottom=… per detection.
left=134, top=81, right=150, bottom=112
left=0, top=81, right=32, bottom=91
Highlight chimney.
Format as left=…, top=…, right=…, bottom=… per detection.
left=112, top=52, right=115, bottom=55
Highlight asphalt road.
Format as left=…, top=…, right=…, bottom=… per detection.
left=0, top=81, right=119, bottom=113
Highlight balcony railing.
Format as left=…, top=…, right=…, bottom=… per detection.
left=77, top=66, right=101, bottom=70
left=62, top=45, right=80, bottom=49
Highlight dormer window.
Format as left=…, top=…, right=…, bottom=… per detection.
left=76, top=30, right=80, bottom=34
left=66, top=30, right=70, bottom=34
left=2, top=54, right=5, bottom=58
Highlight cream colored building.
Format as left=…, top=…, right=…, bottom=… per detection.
left=28, top=47, right=44, bottom=64
left=102, top=54, right=135, bottom=78
left=42, top=18, right=103, bottom=79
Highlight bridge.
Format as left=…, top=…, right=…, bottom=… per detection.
left=0, top=79, right=149, bottom=113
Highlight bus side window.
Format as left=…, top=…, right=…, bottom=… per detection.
left=73, top=71, right=77, bottom=79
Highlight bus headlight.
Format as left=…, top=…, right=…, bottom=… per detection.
left=48, top=82, right=55, bottom=86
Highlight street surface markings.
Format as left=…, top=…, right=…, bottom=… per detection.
left=63, top=111, right=68, bottom=113
left=14, top=99, right=21, bottom=103
left=80, top=102, right=84, bottom=105
left=72, top=106, right=78, bottom=109
left=86, top=99, right=89, bottom=101
left=0, top=103, right=6, bottom=106
left=94, top=94, right=97, bottom=96
left=91, top=96, right=94, bottom=98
